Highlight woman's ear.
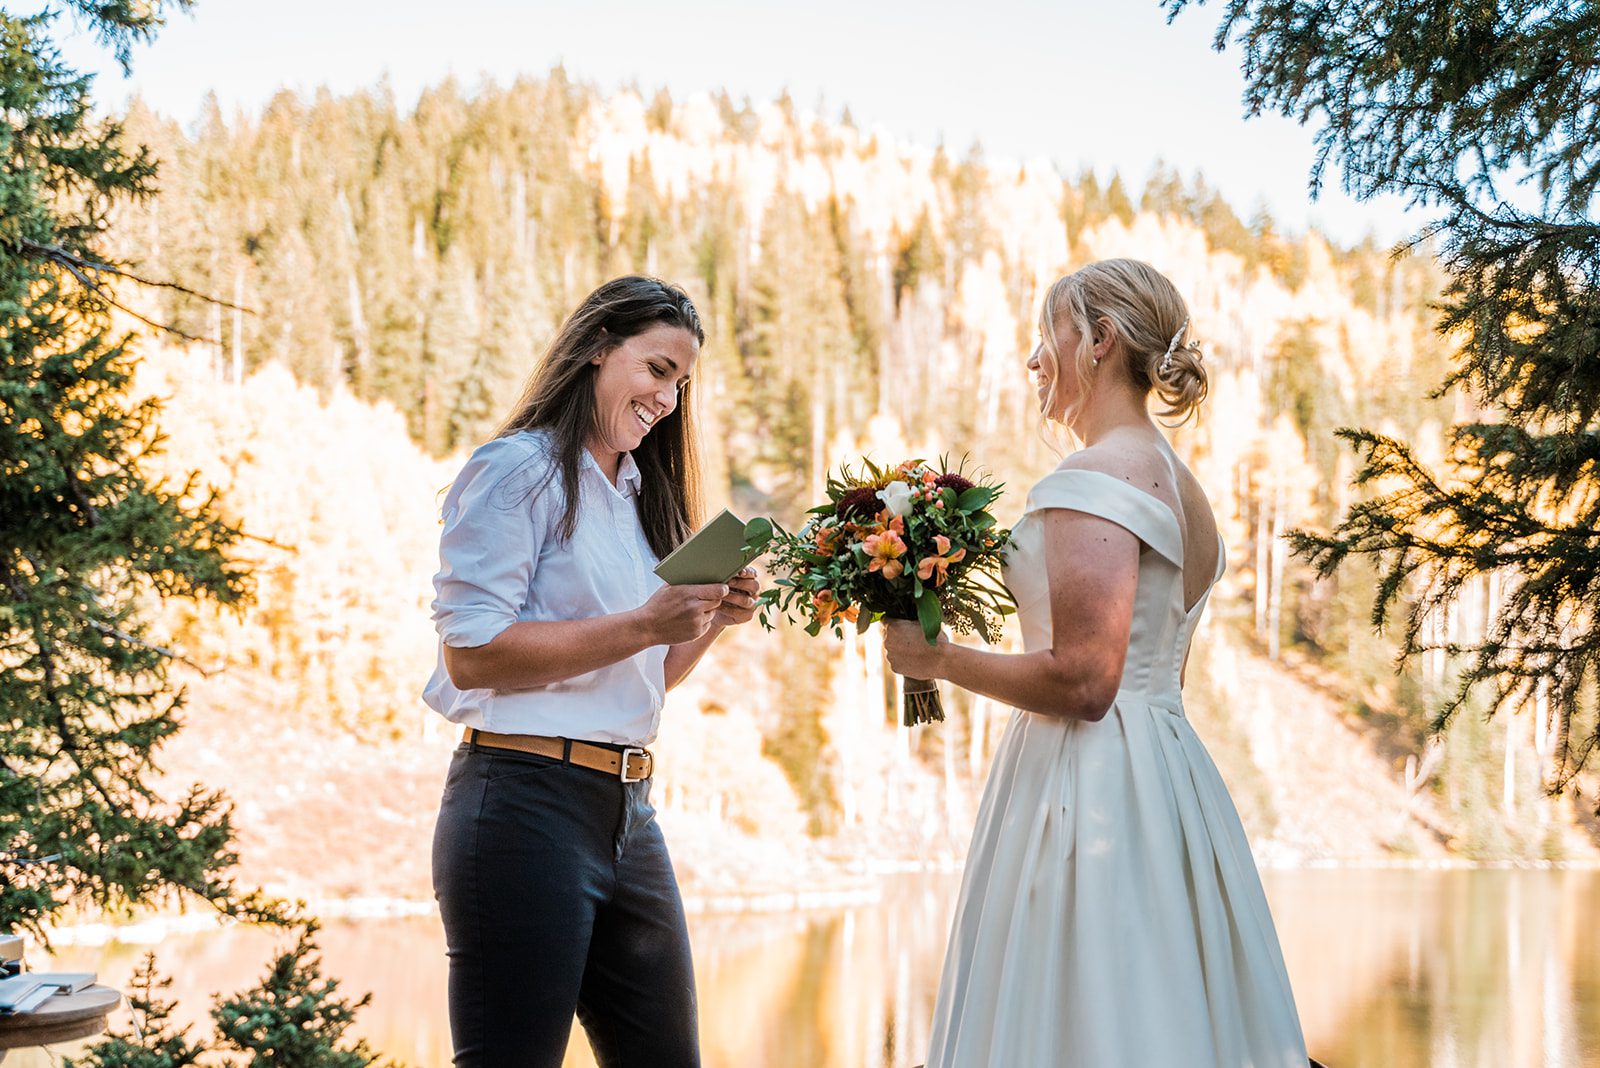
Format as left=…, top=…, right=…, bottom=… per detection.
left=1092, top=317, right=1117, bottom=360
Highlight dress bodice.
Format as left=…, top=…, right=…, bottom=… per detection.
left=926, top=470, right=1306, bottom=1067
left=1002, top=467, right=1225, bottom=703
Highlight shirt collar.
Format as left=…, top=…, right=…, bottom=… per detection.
left=616, top=451, right=643, bottom=494
left=582, top=446, right=643, bottom=497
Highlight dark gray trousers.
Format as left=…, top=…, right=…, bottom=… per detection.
left=432, top=739, right=698, bottom=1068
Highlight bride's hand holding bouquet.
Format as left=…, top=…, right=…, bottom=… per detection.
left=744, top=457, right=1016, bottom=725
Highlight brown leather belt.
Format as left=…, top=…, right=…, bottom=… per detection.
left=465, top=729, right=654, bottom=783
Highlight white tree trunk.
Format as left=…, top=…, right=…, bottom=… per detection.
left=1268, top=484, right=1287, bottom=660
left=1254, top=498, right=1269, bottom=639
left=231, top=268, right=244, bottom=388
left=1503, top=703, right=1517, bottom=817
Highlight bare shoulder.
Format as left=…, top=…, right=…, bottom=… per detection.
left=1056, top=436, right=1175, bottom=500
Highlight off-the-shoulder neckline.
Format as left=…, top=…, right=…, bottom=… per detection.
left=1030, top=467, right=1226, bottom=608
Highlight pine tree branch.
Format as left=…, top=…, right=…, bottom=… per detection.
left=0, top=553, right=27, bottom=603
left=11, top=236, right=254, bottom=344
left=80, top=618, right=207, bottom=674
left=12, top=237, right=253, bottom=313
left=0, top=852, right=64, bottom=867
left=60, top=461, right=102, bottom=526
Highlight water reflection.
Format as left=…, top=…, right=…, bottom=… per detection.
left=1265, top=868, right=1600, bottom=1068
left=16, top=869, right=1600, bottom=1067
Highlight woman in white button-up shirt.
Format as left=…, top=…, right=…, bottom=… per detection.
left=427, top=276, right=758, bottom=1068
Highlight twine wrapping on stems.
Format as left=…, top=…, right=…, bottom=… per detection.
left=900, top=675, right=944, bottom=726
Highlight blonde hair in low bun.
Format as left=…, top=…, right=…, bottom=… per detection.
left=1152, top=334, right=1208, bottom=423
left=1042, top=258, right=1209, bottom=427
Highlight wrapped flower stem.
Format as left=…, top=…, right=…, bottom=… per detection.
left=900, top=675, right=944, bottom=726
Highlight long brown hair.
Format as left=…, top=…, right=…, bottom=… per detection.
left=495, top=275, right=705, bottom=559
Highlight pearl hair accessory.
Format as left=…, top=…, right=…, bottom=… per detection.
left=1159, top=318, right=1190, bottom=374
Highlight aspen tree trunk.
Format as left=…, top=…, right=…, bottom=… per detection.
left=1533, top=679, right=1553, bottom=835
left=1533, top=678, right=1552, bottom=771
left=1503, top=702, right=1517, bottom=817
left=810, top=388, right=827, bottom=503
left=1254, top=495, right=1270, bottom=640
left=207, top=298, right=222, bottom=381
left=1268, top=483, right=1287, bottom=660
left=347, top=272, right=371, bottom=387
left=944, top=700, right=959, bottom=832
left=969, top=695, right=990, bottom=779
left=231, top=268, right=244, bottom=388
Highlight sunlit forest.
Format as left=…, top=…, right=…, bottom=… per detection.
left=96, top=71, right=1597, bottom=908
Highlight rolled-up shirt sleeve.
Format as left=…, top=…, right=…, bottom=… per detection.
left=431, top=436, right=547, bottom=650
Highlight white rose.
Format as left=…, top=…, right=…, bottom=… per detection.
left=878, top=480, right=916, bottom=519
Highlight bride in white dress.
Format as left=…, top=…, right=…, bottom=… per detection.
left=886, top=259, right=1310, bottom=1067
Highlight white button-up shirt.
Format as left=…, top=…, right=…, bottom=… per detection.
left=421, top=429, right=668, bottom=744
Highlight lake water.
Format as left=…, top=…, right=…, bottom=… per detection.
left=14, top=868, right=1600, bottom=1067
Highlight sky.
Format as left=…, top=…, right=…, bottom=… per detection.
left=40, top=0, right=1432, bottom=246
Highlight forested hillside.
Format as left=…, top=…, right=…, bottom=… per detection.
left=103, top=74, right=1595, bottom=901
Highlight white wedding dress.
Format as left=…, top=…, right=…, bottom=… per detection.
left=924, top=467, right=1308, bottom=1067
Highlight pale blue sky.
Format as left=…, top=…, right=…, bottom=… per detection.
left=41, top=0, right=1429, bottom=245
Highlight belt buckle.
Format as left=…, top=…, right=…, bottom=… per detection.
left=619, top=746, right=649, bottom=783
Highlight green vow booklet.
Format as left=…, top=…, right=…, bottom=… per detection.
left=654, top=508, right=768, bottom=585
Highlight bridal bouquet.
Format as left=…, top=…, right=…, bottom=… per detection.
left=743, top=458, right=1016, bottom=725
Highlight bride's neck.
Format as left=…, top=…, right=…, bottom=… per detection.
left=1074, top=382, right=1155, bottom=447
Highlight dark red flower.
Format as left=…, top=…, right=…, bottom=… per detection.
left=836, top=486, right=883, bottom=519
left=934, top=473, right=975, bottom=494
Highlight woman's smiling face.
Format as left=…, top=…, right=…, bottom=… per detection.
left=1028, top=314, right=1091, bottom=423
left=588, top=322, right=700, bottom=459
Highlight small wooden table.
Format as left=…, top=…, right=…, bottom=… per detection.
left=0, top=986, right=121, bottom=1061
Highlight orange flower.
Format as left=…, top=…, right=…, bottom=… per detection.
left=857, top=511, right=904, bottom=539
left=814, top=589, right=862, bottom=627
left=813, top=524, right=840, bottom=554
left=813, top=589, right=840, bottom=627
left=863, top=527, right=908, bottom=580
left=916, top=534, right=967, bottom=587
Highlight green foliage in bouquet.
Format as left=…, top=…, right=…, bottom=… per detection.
left=744, top=457, right=1016, bottom=724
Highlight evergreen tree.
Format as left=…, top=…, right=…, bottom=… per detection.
left=0, top=2, right=278, bottom=935
left=423, top=246, right=481, bottom=454
left=211, top=920, right=390, bottom=1068
left=1167, top=1, right=1600, bottom=785
left=891, top=208, right=943, bottom=311
left=1103, top=170, right=1138, bottom=226
left=1141, top=162, right=1188, bottom=217
left=71, top=925, right=394, bottom=1068
left=66, top=954, right=209, bottom=1068
left=450, top=250, right=542, bottom=447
